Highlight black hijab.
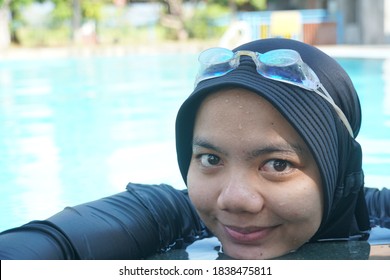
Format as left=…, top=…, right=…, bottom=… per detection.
left=175, top=38, right=370, bottom=240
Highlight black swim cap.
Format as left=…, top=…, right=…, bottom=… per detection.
left=175, top=38, right=369, bottom=240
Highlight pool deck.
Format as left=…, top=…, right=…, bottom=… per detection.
left=318, top=45, right=390, bottom=59
left=0, top=41, right=217, bottom=60
left=0, top=42, right=389, bottom=60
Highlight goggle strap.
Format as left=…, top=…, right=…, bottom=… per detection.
left=333, top=105, right=354, bottom=137
left=316, top=85, right=354, bottom=137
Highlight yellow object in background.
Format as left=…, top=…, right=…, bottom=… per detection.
left=270, top=11, right=303, bottom=40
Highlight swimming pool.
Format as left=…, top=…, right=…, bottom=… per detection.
left=0, top=51, right=389, bottom=233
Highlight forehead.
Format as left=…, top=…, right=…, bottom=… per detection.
left=193, top=87, right=311, bottom=154
left=200, top=87, right=267, bottom=108
left=195, top=87, right=283, bottom=129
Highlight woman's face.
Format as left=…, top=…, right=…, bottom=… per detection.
left=187, top=88, right=323, bottom=259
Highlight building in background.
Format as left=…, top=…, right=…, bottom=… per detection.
left=229, top=0, right=390, bottom=45
left=332, top=0, right=390, bottom=44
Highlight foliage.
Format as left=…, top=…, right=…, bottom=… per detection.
left=15, top=25, right=71, bottom=46
left=7, top=0, right=43, bottom=22
left=98, top=25, right=165, bottom=45
left=184, top=3, right=230, bottom=39
left=234, top=0, right=267, bottom=10
left=50, top=0, right=105, bottom=22
left=50, top=0, right=72, bottom=22
left=82, top=0, right=103, bottom=20
left=4, top=0, right=106, bottom=24
left=2, top=0, right=109, bottom=44
left=2, top=0, right=269, bottom=46
left=200, top=0, right=267, bottom=11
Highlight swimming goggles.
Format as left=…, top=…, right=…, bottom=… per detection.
left=195, top=47, right=354, bottom=137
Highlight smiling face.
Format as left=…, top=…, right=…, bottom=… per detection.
left=187, top=88, right=324, bottom=259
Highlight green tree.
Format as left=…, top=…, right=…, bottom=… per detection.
left=0, top=0, right=42, bottom=44
left=0, top=0, right=109, bottom=45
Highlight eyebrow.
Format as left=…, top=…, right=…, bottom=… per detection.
left=247, top=144, right=304, bottom=160
left=192, top=137, right=306, bottom=159
left=192, top=137, right=229, bottom=156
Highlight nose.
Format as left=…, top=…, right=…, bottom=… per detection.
left=217, top=171, right=265, bottom=214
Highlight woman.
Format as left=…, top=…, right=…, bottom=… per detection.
left=0, top=38, right=388, bottom=259
left=176, top=37, right=371, bottom=259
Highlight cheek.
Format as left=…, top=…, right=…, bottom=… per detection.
left=187, top=165, right=214, bottom=213
left=271, top=184, right=323, bottom=224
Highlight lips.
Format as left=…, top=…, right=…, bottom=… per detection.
left=224, top=225, right=277, bottom=243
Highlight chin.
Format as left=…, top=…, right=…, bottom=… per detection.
left=222, top=243, right=298, bottom=260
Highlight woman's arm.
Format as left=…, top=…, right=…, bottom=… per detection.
left=365, top=187, right=390, bottom=229
left=0, top=183, right=206, bottom=260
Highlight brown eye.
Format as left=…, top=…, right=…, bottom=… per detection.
left=200, top=154, right=221, bottom=167
left=261, top=159, right=292, bottom=173
left=273, top=160, right=288, bottom=172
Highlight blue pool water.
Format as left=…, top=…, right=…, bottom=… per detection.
left=0, top=53, right=389, bottom=232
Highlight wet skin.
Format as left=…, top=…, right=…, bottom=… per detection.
left=187, top=88, right=324, bottom=259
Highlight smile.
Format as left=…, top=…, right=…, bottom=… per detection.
left=223, top=225, right=279, bottom=243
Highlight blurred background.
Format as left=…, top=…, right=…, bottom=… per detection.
left=0, top=0, right=389, bottom=49
left=0, top=0, right=389, bottom=232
